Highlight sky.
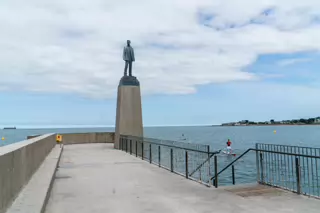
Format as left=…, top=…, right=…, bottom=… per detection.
left=1, top=0, right=320, bottom=127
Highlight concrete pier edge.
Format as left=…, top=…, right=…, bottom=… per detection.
left=41, top=145, right=64, bottom=213
left=5, top=145, right=64, bottom=213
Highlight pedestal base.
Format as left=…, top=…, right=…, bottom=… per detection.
left=119, top=76, right=140, bottom=86
left=114, top=76, right=143, bottom=149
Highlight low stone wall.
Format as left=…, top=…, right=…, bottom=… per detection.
left=0, top=134, right=56, bottom=213
left=27, top=132, right=115, bottom=144
left=60, top=132, right=115, bottom=145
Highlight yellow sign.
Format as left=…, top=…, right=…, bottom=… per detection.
left=56, top=134, right=62, bottom=143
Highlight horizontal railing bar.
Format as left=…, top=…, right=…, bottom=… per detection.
left=256, top=143, right=320, bottom=150
left=254, top=148, right=320, bottom=158
left=120, top=135, right=219, bottom=155
left=125, top=135, right=208, bottom=147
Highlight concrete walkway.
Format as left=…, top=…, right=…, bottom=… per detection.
left=45, top=144, right=320, bottom=213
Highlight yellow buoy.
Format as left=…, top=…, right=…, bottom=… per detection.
left=1, top=137, right=5, bottom=140
left=273, top=130, right=277, bottom=134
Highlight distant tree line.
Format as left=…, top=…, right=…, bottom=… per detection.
left=221, top=117, right=320, bottom=126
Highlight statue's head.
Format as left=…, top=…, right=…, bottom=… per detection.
left=127, top=40, right=131, bottom=46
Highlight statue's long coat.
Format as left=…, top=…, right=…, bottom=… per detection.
left=123, top=46, right=135, bottom=62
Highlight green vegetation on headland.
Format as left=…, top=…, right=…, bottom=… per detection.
left=221, top=117, right=320, bottom=126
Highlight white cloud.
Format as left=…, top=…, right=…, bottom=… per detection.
left=1, top=0, right=320, bottom=98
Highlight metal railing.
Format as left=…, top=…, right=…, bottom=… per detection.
left=119, top=135, right=220, bottom=185
left=256, top=143, right=320, bottom=198
left=210, top=143, right=320, bottom=198
left=119, top=137, right=320, bottom=198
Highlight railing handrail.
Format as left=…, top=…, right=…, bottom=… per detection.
left=256, top=143, right=320, bottom=150
left=121, top=135, right=220, bottom=155
left=210, top=148, right=320, bottom=181
left=189, top=152, right=217, bottom=176
left=121, top=134, right=209, bottom=148
left=122, top=134, right=208, bottom=147
left=210, top=148, right=252, bottom=180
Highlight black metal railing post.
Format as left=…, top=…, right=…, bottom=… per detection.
left=122, top=138, right=124, bottom=151
left=214, top=155, right=218, bottom=188
left=295, top=157, right=301, bottom=194
left=136, top=140, right=138, bottom=157
left=207, top=146, right=210, bottom=177
left=130, top=140, right=132, bottom=155
left=142, top=142, right=144, bottom=160
left=170, top=149, right=173, bottom=172
left=158, top=146, right=161, bottom=167
left=149, top=144, right=152, bottom=163
left=259, top=152, right=264, bottom=183
left=256, top=144, right=260, bottom=182
left=185, top=151, right=189, bottom=179
left=232, top=165, right=235, bottom=185
left=126, top=139, right=128, bottom=153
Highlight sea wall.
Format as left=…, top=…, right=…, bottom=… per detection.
left=27, top=132, right=115, bottom=144
left=0, top=134, right=56, bottom=213
left=59, top=132, right=114, bottom=145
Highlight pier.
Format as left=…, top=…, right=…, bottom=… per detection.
left=1, top=133, right=320, bottom=213
left=1, top=76, right=320, bottom=213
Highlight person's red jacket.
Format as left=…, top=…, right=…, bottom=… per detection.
left=227, top=141, right=231, bottom=146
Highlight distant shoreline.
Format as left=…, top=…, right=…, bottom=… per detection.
left=219, top=123, right=320, bottom=127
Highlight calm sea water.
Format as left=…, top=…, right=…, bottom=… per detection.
left=1, top=125, right=319, bottom=185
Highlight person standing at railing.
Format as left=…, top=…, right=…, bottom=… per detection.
left=226, top=139, right=232, bottom=154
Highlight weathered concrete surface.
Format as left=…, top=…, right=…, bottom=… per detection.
left=6, top=145, right=63, bottom=213
left=45, top=144, right=320, bottom=213
left=60, top=132, right=114, bottom=145
left=0, top=134, right=56, bottom=213
left=114, top=84, right=143, bottom=149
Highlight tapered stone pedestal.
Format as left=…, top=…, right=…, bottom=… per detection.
left=114, top=76, right=143, bottom=149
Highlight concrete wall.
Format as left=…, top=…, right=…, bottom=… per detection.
left=60, top=132, right=114, bottom=145
left=0, top=134, right=56, bottom=213
left=27, top=132, right=115, bottom=145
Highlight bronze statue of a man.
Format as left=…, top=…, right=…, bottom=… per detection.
left=123, top=40, right=135, bottom=76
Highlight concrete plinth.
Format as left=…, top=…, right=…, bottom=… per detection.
left=114, top=76, right=143, bottom=149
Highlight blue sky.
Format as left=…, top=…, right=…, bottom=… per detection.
left=1, top=0, right=320, bottom=128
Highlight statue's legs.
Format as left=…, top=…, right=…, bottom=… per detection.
left=124, top=61, right=129, bottom=76
left=129, top=61, right=132, bottom=76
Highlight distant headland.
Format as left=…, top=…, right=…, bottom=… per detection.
left=221, top=117, right=320, bottom=126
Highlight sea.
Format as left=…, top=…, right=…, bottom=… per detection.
left=1, top=125, right=320, bottom=186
